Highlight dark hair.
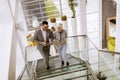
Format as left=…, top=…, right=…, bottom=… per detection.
left=42, top=21, right=48, bottom=25
left=51, top=26, right=56, bottom=31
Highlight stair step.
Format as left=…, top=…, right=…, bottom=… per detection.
left=20, top=0, right=60, bottom=30
left=21, top=0, right=40, bottom=4
left=35, top=54, right=86, bottom=79
left=37, top=65, right=88, bottom=79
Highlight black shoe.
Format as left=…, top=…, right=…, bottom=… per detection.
left=66, top=62, right=69, bottom=66
left=49, top=54, right=51, bottom=56
left=61, top=61, right=64, bottom=66
left=46, top=66, right=50, bottom=70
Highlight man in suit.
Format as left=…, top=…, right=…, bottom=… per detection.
left=32, top=21, right=53, bottom=70
left=53, top=23, right=69, bottom=66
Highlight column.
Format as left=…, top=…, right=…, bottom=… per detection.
left=78, top=0, right=87, bottom=35
left=115, top=0, right=120, bottom=70
left=78, top=0, right=88, bottom=61
left=59, top=0, right=63, bottom=16
left=8, top=26, right=17, bottom=80
left=98, top=0, right=102, bottom=49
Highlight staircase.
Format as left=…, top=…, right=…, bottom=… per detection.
left=20, top=54, right=97, bottom=80
left=20, top=0, right=60, bottom=30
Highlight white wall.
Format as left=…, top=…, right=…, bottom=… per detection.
left=87, top=0, right=99, bottom=13
left=0, top=0, right=28, bottom=79
left=16, top=1, right=28, bottom=79
left=0, top=0, right=14, bottom=80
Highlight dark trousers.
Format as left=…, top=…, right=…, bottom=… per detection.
left=38, top=46, right=50, bottom=67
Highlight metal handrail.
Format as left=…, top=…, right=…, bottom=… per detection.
left=18, top=34, right=120, bottom=80
left=18, top=45, right=37, bottom=80
left=87, top=36, right=99, bottom=50
left=98, top=49, right=120, bottom=55
left=17, top=65, right=26, bottom=80
left=87, top=35, right=120, bottom=55
left=17, top=35, right=88, bottom=79
left=85, top=61, right=98, bottom=80
left=17, top=45, right=31, bottom=80
left=69, top=35, right=120, bottom=55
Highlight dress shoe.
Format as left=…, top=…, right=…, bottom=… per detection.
left=49, top=54, right=51, bottom=56
left=66, top=62, right=69, bottom=66
left=46, top=66, right=50, bottom=70
left=61, top=61, right=64, bottom=66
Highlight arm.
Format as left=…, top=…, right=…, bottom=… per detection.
left=65, top=30, right=68, bottom=43
left=65, top=30, right=67, bottom=38
left=30, top=30, right=38, bottom=41
left=62, top=30, right=67, bottom=40
left=53, top=31, right=61, bottom=45
left=61, top=30, right=67, bottom=44
left=31, top=30, right=46, bottom=46
left=53, top=31, right=57, bottom=44
left=49, top=30, right=54, bottom=42
left=53, top=31, right=57, bottom=41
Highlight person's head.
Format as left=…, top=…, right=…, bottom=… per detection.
left=51, top=26, right=56, bottom=32
left=57, top=23, right=63, bottom=32
left=42, top=21, right=48, bottom=31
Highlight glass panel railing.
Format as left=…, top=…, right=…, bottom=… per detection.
left=98, top=51, right=120, bottom=80
left=86, top=36, right=99, bottom=72
left=67, top=36, right=82, bottom=60
left=35, top=35, right=97, bottom=80
left=16, top=41, right=25, bottom=79
left=19, top=34, right=120, bottom=80
left=18, top=46, right=37, bottom=80
left=87, top=36, right=120, bottom=80
left=19, top=35, right=97, bottom=80
left=20, top=67, right=30, bottom=80
left=35, top=36, right=84, bottom=79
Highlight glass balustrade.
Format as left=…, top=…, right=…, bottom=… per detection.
left=98, top=51, right=120, bottom=80
left=8, top=0, right=119, bottom=80
left=18, top=35, right=98, bottom=80
left=19, top=35, right=120, bottom=80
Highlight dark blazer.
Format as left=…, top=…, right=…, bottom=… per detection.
left=32, top=28, right=53, bottom=50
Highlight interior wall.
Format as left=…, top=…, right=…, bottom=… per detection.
left=0, top=0, right=14, bottom=80
left=87, top=0, right=99, bottom=13
left=102, top=0, right=116, bottom=48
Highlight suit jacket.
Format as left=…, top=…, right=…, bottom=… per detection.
left=32, top=28, right=53, bottom=50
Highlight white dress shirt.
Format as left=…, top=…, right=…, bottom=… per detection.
left=41, top=28, right=47, bottom=41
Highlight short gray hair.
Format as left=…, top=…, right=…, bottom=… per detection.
left=58, top=23, right=63, bottom=27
